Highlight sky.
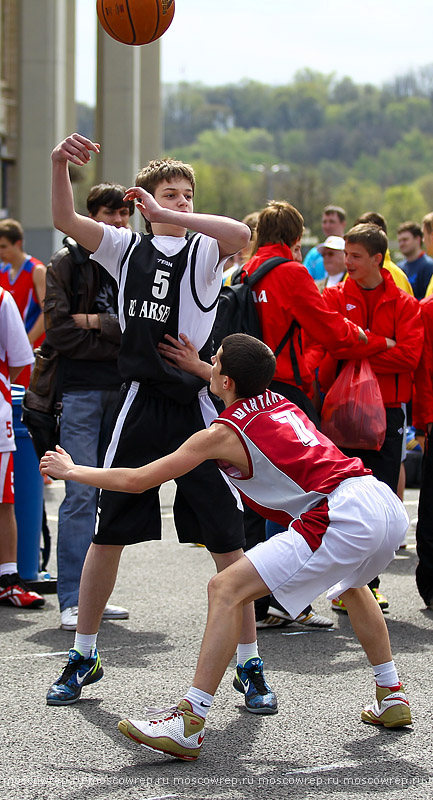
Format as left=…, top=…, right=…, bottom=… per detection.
left=76, top=0, right=433, bottom=105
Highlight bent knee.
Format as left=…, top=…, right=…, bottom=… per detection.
left=208, top=571, right=241, bottom=612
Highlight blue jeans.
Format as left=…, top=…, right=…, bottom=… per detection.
left=57, top=388, right=119, bottom=611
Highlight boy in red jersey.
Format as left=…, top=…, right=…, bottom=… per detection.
left=0, top=218, right=47, bottom=388
left=41, top=333, right=411, bottom=760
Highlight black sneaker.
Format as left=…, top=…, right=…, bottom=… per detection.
left=46, top=648, right=103, bottom=705
left=233, top=657, right=278, bottom=714
left=0, top=572, right=44, bottom=608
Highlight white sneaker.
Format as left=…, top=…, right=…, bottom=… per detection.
left=60, top=603, right=129, bottom=630
left=118, top=700, right=205, bottom=761
left=256, top=614, right=291, bottom=629
left=268, top=603, right=333, bottom=628
left=102, top=604, right=129, bottom=620
left=295, top=609, right=333, bottom=628
left=60, top=606, right=79, bottom=631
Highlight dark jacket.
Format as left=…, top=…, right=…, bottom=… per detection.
left=44, top=242, right=120, bottom=360
left=43, top=241, right=121, bottom=391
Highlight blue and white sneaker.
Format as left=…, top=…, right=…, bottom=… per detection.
left=46, top=648, right=103, bottom=706
left=233, top=657, right=277, bottom=714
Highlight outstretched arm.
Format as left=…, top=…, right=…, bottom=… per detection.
left=51, top=133, right=104, bottom=252
left=40, top=430, right=213, bottom=492
left=123, top=186, right=250, bottom=258
left=40, top=424, right=246, bottom=491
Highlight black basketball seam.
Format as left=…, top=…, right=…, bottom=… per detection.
left=99, top=0, right=136, bottom=45
left=124, top=0, right=137, bottom=45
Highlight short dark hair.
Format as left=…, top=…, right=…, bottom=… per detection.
left=254, top=201, right=304, bottom=252
left=397, top=221, right=422, bottom=239
left=345, top=223, right=388, bottom=266
left=354, top=211, right=387, bottom=234
left=220, top=334, right=276, bottom=398
left=323, top=205, right=346, bottom=222
left=86, top=183, right=135, bottom=218
left=0, top=218, right=24, bottom=244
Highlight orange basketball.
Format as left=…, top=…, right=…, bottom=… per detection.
left=96, top=0, right=175, bottom=45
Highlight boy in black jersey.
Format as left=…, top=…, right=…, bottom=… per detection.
left=45, top=132, right=276, bottom=715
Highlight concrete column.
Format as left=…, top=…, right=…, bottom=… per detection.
left=95, top=33, right=161, bottom=198
left=17, top=0, right=76, bottom=263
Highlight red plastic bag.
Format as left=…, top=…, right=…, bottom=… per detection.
left=321, top=360, right=386, bottom=451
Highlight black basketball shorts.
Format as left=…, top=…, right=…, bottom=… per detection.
left=93, top=382, right=245, bottom=553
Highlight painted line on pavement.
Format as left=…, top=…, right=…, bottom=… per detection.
left=282, top=629, right=335, bottom=636
left=286, top=761, right=356, bottom=774
left=141, top=795, right=179, bottom=800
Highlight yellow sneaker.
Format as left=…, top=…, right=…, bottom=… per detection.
left=331, top=597, right=347, bottom=613
left=371, top=587, right=389, bottom=610
left=361, top=684, right=412, bottom=728
left=118, top=699, right=205, bottom=760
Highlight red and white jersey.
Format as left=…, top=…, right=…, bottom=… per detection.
left=0, top=256, right=44, bottom=346
left=215, top=390, right=370, bottom=551
left=0, top=288, right=34, bottom=452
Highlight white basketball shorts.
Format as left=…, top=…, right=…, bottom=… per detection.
left=245, top=475, right=408, bottom=618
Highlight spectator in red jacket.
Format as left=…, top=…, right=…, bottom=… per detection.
left=413, top=295, right=433, bottom=607
left=240, top=201, right=369, bottom=628
left=243, top=201, right=367, bottom=423
left=318, top=223, right=423, bottom=611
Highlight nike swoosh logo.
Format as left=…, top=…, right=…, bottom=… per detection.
left=76, top=668, right=92, bottom=686
left=200, top=701, right=211, bottom=707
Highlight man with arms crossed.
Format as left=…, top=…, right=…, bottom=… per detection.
left=41, top=333, right=412, bottom=761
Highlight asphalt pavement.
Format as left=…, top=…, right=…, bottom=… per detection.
left=0, top=481, right=432, bottom=800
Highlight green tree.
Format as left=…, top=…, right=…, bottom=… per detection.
left=172, top=127, right=275, bottom=170
left=382, top=185, right=426, bottom=236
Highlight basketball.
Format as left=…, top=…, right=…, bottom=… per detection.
left=96, top=0, right=175, bottom=45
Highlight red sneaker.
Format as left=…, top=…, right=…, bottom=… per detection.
left=0, top=573, right=45, bottom=608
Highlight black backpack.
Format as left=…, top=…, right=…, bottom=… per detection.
left=212, top=256, right=299, bottom=358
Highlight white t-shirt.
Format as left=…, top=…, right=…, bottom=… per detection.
left=91, top=226, right=227, bottom=351
left=0, top=288, right=34, bottom=452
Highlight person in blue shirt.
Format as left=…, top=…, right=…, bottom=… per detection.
left=304, top=205, right=346, bottom=281
left=397, top=221, right=433, bottom=300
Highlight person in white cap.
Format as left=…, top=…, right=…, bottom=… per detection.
left=315, top=236, right=346, bottom=293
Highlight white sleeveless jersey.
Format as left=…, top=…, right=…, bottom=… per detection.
left=0, top=288, right=34, bottom=451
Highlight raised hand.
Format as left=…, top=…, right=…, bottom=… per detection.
left=123, top=186, right=164, bottom=223
left=51, top=133, right=100, bottom=166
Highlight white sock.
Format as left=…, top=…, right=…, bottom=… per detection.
left=0, top=562, right=17, bottom=576
left=373, top=660, right=400, bottom=688
left=74, top=633, right=98, bottom=659
left=184, top=686, right=214, bottom=718
left=237, top=641, right=259, bottom=666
